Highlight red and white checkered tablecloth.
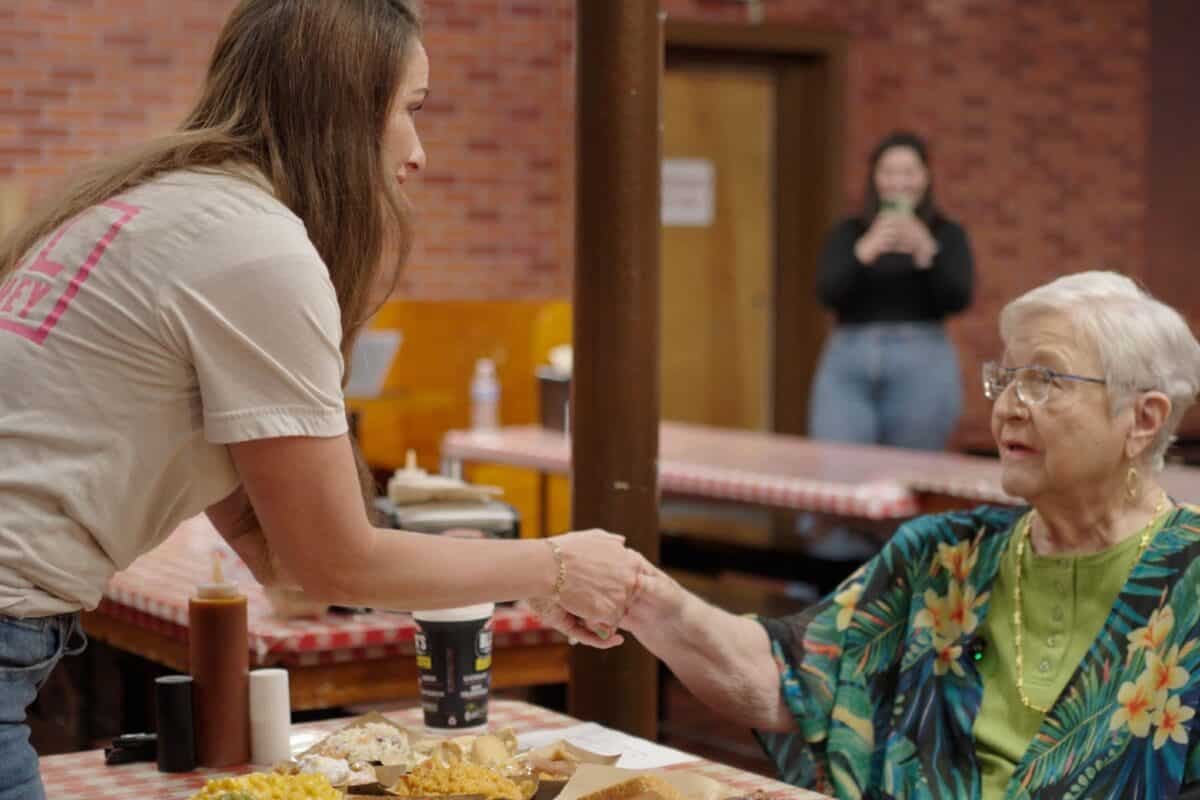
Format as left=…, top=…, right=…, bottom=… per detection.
left=103, top=517, right=557, bottom=666
left=444, top=423, right=1200, bottom=516
left=902, top=450, right=1200, bottom=508
left=442, top=424, right=919, bottom=520
left=40, top=699, right=830, bottom=800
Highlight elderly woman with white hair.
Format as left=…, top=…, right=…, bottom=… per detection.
left=622, top=271, right=1200, bottom=798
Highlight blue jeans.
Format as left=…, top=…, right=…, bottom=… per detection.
left=809, top=322, right=963, bottom=451
left=0, top=614, right=85, bottom=800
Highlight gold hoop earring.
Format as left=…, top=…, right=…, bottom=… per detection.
left=1126, top=466, right=1140, bottom=503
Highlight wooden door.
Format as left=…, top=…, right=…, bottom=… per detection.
left=660, top=63, right=774, bottom=430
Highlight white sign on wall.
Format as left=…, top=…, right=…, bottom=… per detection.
left=661, top=158, right=715, bottom=227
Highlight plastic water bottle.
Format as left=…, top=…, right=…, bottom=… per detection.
left=470, top=358, right=500, bottom=431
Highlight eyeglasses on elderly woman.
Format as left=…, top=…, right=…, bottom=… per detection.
left=981, top=360, right=1107, bottom=406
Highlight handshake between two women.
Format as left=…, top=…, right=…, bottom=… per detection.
left=530, top=530, right=792, bottom=733
left=528, top=531, right=728, bottom=657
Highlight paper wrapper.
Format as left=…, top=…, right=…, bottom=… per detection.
left=552, top=764, right=735, bottom=800
left=300, top=711, right=432, bottom=760
left=519, top=739, right=621, bottom=800
left=351, top=766, right=412, bottom=796
left=531, top=779, right=570, bottom=800
left=297, top=715, right=537, bottom=797
left=290, top=712, right=434, bottom=795
left=522, top=740, right=621, bottom=780
left=293, top=718, right=629, bottom=799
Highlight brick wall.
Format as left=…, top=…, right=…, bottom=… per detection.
left=3, top=0, right=1157, bottom=446
left=657, top=0, right=1149, bottom=449
left=409, top=1, right=575, bottom=298
left=2, top=0, right=231, bottom=184
left=1, top=0, right=576, bottom=298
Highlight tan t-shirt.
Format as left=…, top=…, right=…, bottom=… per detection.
left=0, top=168, right=348, bottom=616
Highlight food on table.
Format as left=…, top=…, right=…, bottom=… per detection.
left=311, top=720, right=416, bottom=766
left=282, top=718, right=535, bottom=796
left=187, top=771, right=340, bottom=800
left=392, top=756, right=525, bottom=800
left=577, top=775, right=688, bottom=800
left=393, top=733, right=537, bottom=800
left=469, top=731, right=520, bottom=768
left=427, top=730, right=522, bottom=774
left=520, top=740, right=618, bottom=779
left=295, top=754, right=349, bottom=785
left=292, top=753, right=376, bottom=786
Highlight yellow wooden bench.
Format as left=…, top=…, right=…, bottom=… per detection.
left=350, top=299, right=572, bottom=537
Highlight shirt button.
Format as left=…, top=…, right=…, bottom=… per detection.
left=1047, top=635, right=1059, bottom=648
left=1051, top=606, right=1065, bottom=622
left=1039, top=659, right=1052, bottom=674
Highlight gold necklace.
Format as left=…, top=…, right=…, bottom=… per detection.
left=1012, top=492, right=1170, bottom=714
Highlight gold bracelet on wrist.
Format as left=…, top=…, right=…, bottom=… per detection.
left=546, top=538, right=567, bottom=599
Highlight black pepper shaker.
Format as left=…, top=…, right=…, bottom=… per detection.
left=155, top=674, right=195, bottom=772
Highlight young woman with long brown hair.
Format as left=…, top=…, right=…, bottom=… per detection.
left=810, top=130, right=975, bottom=452
left=0, top=2, right=635, bottom=792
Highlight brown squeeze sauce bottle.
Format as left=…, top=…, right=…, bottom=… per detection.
left=188, top=555, right=250, bottom=767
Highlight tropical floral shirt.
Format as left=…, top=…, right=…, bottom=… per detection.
left=755, top=504, right=1200, bottom=799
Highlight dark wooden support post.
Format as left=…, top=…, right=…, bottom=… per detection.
left=568, top=0, right=662, bottom=738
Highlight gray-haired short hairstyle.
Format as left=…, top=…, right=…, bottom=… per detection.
left=999, top=271, right=1200, bottom=471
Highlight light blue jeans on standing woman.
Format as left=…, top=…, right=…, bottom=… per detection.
left=809, top=322, right=963, bottom=451
left=0, top=614, right=86, bottom=800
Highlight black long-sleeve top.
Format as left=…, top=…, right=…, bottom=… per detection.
left=816, top=216, right=975, bottom=325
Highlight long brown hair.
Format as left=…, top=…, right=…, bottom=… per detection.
left=859, top=130, right=943, bottom=228
left=0, top=0, right=422, bottom=523
left=0, top=0, right=421, bottom=360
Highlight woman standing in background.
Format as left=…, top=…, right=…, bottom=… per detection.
left=810, top=131, right=975, bottom=451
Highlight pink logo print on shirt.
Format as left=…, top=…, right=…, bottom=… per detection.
left=0, top=199, right=141, bottom=345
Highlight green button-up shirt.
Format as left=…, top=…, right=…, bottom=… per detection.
left=974, top=513, right=1167, bottom=798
